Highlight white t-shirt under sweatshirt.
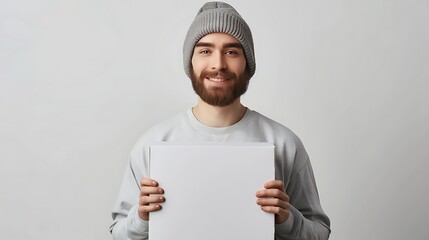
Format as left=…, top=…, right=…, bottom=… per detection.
left=110, top=108, right=331, bottom=239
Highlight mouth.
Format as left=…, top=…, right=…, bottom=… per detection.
left=206, top=77, right=228, bottom=83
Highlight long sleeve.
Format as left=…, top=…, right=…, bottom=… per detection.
left=111, top=205, right=149, bottom=240
left=275, top=158, right=331, bottom=239
left=110, top=140, right=151, bottom=240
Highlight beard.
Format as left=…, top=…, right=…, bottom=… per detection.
left=190, top=68, right=250, bottom=107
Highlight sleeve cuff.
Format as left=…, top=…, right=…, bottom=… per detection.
left=275, top=205, right=298, bottom=237
left=127, top=205, right=149, bottom=236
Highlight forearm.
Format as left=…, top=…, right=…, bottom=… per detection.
left=111, top=205, right=149, bottom=240
left=275, top=205, right=330, bottom=240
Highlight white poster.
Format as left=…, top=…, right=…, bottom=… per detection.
left=149, top=142, right=274, bottom=240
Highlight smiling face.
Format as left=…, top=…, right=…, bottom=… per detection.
left=190, top=33, right=250, bottom=107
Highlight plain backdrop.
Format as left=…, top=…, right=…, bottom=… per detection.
left=1, top=0, right=428, bottom=239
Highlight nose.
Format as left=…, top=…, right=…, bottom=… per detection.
left=211, top=52, right=227, bottom=71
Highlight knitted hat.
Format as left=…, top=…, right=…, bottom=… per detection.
left=183, top=1, right=255, bottom=78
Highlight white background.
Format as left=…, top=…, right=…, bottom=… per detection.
left=1, top=0, right=428, bottom=239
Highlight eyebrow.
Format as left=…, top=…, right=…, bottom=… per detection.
left=195, top=42, right=243, bottom=49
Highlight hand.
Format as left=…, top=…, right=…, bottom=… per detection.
left=256, top=180, right=290, bottom=224
left=138, top=178, right=165, bottom=221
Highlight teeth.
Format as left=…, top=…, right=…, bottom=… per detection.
left=208, top=78, right=226, bottom=82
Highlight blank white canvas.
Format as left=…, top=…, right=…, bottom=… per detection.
left=149, top=142, right=274, bottom=240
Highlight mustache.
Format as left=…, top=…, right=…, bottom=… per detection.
left=200, top=70, right=236, bottom=80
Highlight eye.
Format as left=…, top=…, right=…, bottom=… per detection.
left=225, top=50, right=239, bottom=55
left=199, top=49, right=211, bottom=55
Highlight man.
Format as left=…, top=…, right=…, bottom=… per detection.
left=110, top=2, right=330, bottom=239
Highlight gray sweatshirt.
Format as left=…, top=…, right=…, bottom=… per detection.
left=110, top=108, right=330, bottom=239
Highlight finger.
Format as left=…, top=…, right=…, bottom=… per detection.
left=140, top=178, right=159, bottom=187
left=140, top=195, right=165, bottom=206
left=138, top=203, right=163, bottom=221
left=256, top=197, right=289, bottom=209
left=256, top=189, right=289, bottom=201
left=264, top=180, right=285, bottom=191
left=139, top=204, right=162, bottom=214
left=260, top=205, right=288, bottom=215
left=140, top=186, right=164, bottom=196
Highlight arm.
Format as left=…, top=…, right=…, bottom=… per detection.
left=110, top=149, right=165, bottom=239
left=110, top=159, right=148, bottom=240
left=259, top=160, right=330, bottom=240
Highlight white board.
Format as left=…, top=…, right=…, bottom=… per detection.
left=149, top=142, right=274, bottom=240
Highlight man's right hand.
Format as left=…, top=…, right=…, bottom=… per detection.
left=139, top=178, right=165, bottom=221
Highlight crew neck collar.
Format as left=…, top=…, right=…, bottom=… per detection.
left=186, top=107, right=252, bottom=135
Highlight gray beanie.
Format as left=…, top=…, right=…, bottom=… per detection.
left=183, top=1, right=255, bottom=78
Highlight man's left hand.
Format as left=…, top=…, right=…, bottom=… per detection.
left=256, top=180, right=290, bottom=224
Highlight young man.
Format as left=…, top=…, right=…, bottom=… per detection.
left=110, top=2, right=330, bottom=239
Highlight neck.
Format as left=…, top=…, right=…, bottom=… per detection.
left=192, top=98, right=247, bottom=127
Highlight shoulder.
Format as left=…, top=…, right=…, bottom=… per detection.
left=127, top=110, right=189, bottom=165
left=137, top=110, right=189, bottom=144
left=249, top=110, right=301, bottom=145
left=248, top=110, right=309, bottom=169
